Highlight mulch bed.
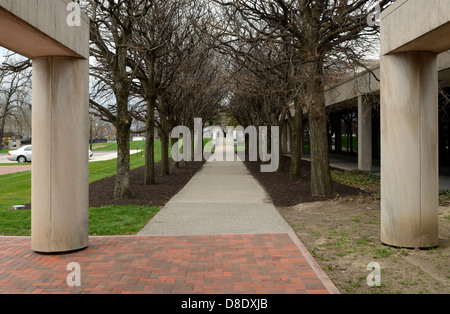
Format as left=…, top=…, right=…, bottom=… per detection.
left=89, top=161, right=204, bottom=208
left=244, top=156, right=366, bottom=207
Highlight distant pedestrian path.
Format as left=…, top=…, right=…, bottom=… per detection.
left=0, top=165, right=31, bottom=176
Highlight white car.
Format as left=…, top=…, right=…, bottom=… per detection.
left=7, top=145, right=32, bottom=163
left=7, top=145, right=94, bottom=163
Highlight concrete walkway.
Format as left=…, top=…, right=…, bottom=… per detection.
left=138, top=147, right=292, bottom=236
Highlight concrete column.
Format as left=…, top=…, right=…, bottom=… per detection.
left=335, top=115, right=342, bottom=154
left=381, top=52, right=439, bottom=248
left=358, top=96, right=372, bottom=172
left=31, top=57, right=89, bottom=253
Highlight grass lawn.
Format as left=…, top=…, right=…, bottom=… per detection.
left=0, top=205, right=159, bottom=237
left=89, top=205, right=160, bottom=236
left=0, top=151, right=152, bottom=211
left=0, top=141, right=164, bottom=236
left=331, top=169, right=380, bottom=194
left=0, top=153, right=158, bottom=236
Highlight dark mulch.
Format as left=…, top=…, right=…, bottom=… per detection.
left=89, top=161, right=205, bottom=208
left=244, top=156, right=366, bottom=207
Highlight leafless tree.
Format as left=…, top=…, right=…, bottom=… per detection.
left=130, top=1, right=225, bottom=176
left=0, top=54, right=32, bottom=148
left=213, top=0, right=391, bottom=195
left=85, top=0, right=153, bottom=200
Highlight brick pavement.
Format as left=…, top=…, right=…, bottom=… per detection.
left=0, top=165, right=31, bottom=176
left=0, top=234, right=337, bottom=294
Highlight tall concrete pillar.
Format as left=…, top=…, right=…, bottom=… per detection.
left=358, top=96, right=372, bottom=172
left=380, top=52, right=438, bottom=248
left=31, top=57, right=89, bottom=253
left=335, top=115, right=342, bottom=154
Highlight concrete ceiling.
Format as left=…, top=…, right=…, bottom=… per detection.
left=0, top=7, right=79, bottom=59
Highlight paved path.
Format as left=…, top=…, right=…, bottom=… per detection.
left=0, top=165, right=31, bottom=176
left=138, top=148, right=292, bottom=235
left=0, top=144, right=339, bottom=294
left=0, top=235, right=334, bottom=294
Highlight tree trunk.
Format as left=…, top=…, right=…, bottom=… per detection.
left=0, top=113, right=7, bottom=148
left=144, top=95, right=156, bottom=185
left=305, top=62, right=334, bottom=196
left=290, top=103, right=303, bottom=180
left=114, top=119, right=132, bottom=199
left=160, top=114, right=170, bottom=175
left=0, top=128, right=4, bottom=149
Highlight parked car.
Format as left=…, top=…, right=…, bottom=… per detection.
left=8, top=145, right=32, bottom=163
left=8, top=146, right=93, bottom=163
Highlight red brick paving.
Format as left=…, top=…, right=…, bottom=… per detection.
left=0, top=234, right=338, bottom=294
left=0, top=165, right=31, bottom=176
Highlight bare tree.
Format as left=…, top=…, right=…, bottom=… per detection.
left=128, top=0, right=183, bottom=184
left=213, top=0, right=391, bottom=195
left=86, top=0, right=152, bottom=199
left=130, top=1, right=224, bottom=176
left=0, top=55, right=31, bottom=148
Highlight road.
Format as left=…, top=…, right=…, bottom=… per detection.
left=0, top=150, right=141, bottom=164
left=0, top=150, right=142, bottom=175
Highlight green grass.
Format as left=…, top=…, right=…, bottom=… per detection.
left=439, top=189, right=450, bottom=206
left=0, top=149, right=161, bottom=236
left=89, top=205, right=159, bottom=236
left=0, top=171, right=32, bottom=211
left=0, top=205, right=159, bottom=237
left=0, top=151, right=151, bottom=212
left=331, top=169, right=380, bottom=193
left=0, top=141, right=165, bottom=236
left=341, top=136, right=358, bottom=151
left=0, top=204, right=31, bottom=236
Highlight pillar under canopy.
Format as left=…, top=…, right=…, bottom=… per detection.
left=380, top=52, right=439, bottom=248
left=358, top=96, right=372, bottom=172
left=31, top=57, right=89, bottom=253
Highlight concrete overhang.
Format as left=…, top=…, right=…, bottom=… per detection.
left=325, top=51, right=450, bottom=106
left=0, top=0, right=89, bottom=59
left=381, top=0, right=450, bottom=55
